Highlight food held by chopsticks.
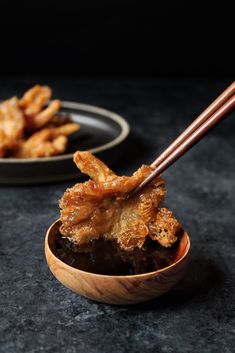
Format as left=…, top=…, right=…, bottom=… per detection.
left=60, top=151, right=181, bottom=251
left=0, top=85, right=80, bottom=158
left=55, top=83, right=234, bottom=278
left=59, top=82, right=234, bottom=252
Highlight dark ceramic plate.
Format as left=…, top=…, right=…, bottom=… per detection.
left=0, top=101, right=129, bottom=184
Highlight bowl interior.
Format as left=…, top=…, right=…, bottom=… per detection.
left=46, top=220, right=190, bottom=277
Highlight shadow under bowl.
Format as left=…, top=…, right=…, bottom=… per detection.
left=45, top=220, right=190, bottom=305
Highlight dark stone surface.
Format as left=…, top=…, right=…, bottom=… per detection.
left=0, top=77, right=234, bottom=353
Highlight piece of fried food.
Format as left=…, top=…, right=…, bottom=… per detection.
left=19, top=85, right=51, bottom=115
left=0, top=130, right=23, bottom=158
left=60, top=151, right=181, bottom=251
left=149, top=208, right=181, bottom=247
left=19, top=85, right=61, bottom=131
left=15, top=123, right=80, bottom=158
left=0, top=97, right=25, bottom=157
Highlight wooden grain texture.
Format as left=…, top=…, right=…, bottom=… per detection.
left=45, top=220, right=190, bottom=305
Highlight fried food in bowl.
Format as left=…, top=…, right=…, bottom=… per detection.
left=60, top=151, right=181, bottom=252
left=45, top=151, right=189, bottom=304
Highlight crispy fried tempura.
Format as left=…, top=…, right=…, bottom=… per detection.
left=60, top=151, right=181, bottom=251
left=0, top=130, right=22, bottom=157
left=149, top=208, right=181, bottom=247
left=25, top=99, right=61, bottom=131
left=15, top=123, right=80, bottom=158
left=0, top=97, right=25, bottom=139
left=19, top=85, right=61, bottom=131
left=0, top=97, right=25, bottom=157
left=19, top=85, right=51, bottom=116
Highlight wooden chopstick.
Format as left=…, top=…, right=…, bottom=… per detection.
left=129, top=87, right=235, bottom=198
left=151, top=81, right=235, bottom=168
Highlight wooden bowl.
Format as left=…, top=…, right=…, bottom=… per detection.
left=45, top=220, right=190, bottom=305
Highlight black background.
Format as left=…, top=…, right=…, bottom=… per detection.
left=0, top=0, right=234, bottom=76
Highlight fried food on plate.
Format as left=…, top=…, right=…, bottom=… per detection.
left=0, top=130, right=22, bottom=158
left=29, top=99, right=61, bottom=130
left=16, top=124, right=80, bottom=158
left=19, top=85, right=61, bottom=131
left=0, top=85, right=80, bottom=158
left=0, top=97, right=25, bottom=157
left=60, top=151, right=181, bottom=251
left=19, top=85, right=51, bottom=115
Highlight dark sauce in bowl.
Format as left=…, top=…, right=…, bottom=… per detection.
left=51, top=230, right=181, bottom=276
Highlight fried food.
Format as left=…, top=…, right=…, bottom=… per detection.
left=0, top=97, right=25, bottom=139
left=0, top=85, right=80, bottom=158
left=19, top=85, right=61, bottom=131
left=60, top=151, right=181, bottom=251
left=0, top=130, right=22, bottom=157
left=149, top=208, right=180, bottom=247
left=25, top=100, right=61, bottom=131
left=19, top=85, right=51, bottom=116
left=16, top=123, right=80, bottom=158
left=0, top=97, right=25, bottom=157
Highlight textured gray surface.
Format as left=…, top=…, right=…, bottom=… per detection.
left=0, top=78, right=235, bottom=353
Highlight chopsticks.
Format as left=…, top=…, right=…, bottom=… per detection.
left=129, top=82, right=235, bottom=198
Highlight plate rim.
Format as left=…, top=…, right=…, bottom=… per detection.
left=0, top=100, right=130, bottom=163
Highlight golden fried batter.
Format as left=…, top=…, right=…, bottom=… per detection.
left=0, top=97, right=25, bottom=157
left=0, top=131, right=22, bottom=157
left=19, top=85, right=61, bottom=131
left=60, top=151, right=181, bottom=251
left=19, top=85, right=51, bottom=116
left=15, top=123, right=80, bottom=158
left=149, top=208, right=181, bottom=247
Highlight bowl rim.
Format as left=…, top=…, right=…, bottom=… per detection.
left=45, top=219, right=190, bottom=279
left=0, top=100, right=130, bottom=163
